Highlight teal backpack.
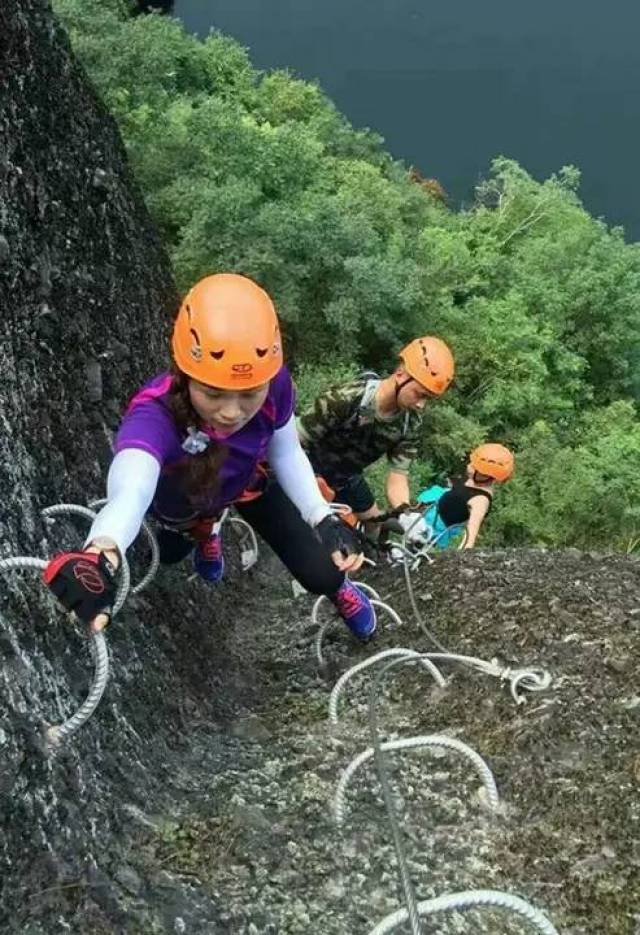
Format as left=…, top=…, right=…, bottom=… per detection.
left=416, top=484, right=466, bottom=549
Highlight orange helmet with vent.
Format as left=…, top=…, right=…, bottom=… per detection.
left=470, top=443, right=514, bottom=482
left=172, top=274, right=283, bottom=389
left=398, top=336, right=454, bottom=396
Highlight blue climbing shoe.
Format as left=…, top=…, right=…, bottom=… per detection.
left=193, top=532, right=225, bottom=584
left=332, top=579, right=377, bottom=641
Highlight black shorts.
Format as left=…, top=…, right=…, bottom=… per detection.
left=331, top=474, right=375, bottom=515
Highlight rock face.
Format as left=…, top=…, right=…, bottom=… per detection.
left=0, top=9, right=295, bottom=934
left=0, top=5, right=638, bottom=935
left=0, top=0, right=177, bottom=552
left=120, top=548, right=635, bottom=935
left=0, top=0, right=180, bottom=929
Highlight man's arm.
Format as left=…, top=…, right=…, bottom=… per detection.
left=386, top=469, right=411, bottom=509
left=386, top=426, right=419, bottom=507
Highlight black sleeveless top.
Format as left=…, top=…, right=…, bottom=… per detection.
left=437, top=478, right=492, bottom=527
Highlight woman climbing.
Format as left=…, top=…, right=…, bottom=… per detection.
left=410, top=443, right=514, bottom=549
left=43, top=274, right=376, bottom=639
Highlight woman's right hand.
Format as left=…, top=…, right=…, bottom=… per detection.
left=314, top=514, right=365, bottom=573
left=43, top=549, right=117, bottom=632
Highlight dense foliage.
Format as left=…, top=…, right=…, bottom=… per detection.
left=55, top=0, right=640, bottom=549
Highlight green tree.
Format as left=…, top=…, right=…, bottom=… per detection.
left=53, top=0, right=640, bottom=550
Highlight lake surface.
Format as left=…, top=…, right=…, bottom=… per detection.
left=173, top=0, right=640, bottom=240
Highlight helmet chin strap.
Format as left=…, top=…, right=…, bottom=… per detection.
left=394, top=375, right=414, bottom=404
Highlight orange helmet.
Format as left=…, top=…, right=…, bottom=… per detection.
left=399, top=336, right=454, bottom=396
left=172, top=273, right=283, bottom=389
left=470, top=443, right=514, bottom=482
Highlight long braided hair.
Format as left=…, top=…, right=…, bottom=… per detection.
left=166, top=366, right=227, bottom=507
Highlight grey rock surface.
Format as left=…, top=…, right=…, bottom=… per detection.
left=0, top=4, right=637, bottom=935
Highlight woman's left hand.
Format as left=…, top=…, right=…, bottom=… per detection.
left=314, top=515, right=365, bottom=572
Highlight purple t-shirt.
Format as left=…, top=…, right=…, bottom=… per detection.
left=114, top=367, right=295, bottom=523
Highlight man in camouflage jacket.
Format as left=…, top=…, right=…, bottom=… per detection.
left=297, top=336, right=455, bottom=527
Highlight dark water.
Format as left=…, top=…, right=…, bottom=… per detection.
left=172, top=0, right=640, bottom=240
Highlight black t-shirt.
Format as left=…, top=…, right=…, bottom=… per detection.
left=437, top=478, right=492, bottom=527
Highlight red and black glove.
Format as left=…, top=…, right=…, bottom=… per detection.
left=43, top=551, right=116, bottom=625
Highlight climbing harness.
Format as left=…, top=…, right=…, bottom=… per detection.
left=175, top=507, right=260, bottom=580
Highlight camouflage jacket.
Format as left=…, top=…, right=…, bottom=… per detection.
left=297, top=376, right=422, bottom=483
